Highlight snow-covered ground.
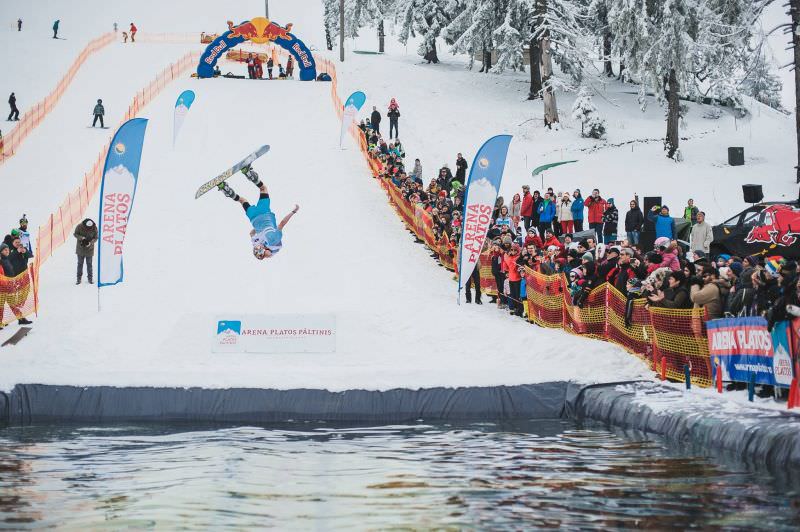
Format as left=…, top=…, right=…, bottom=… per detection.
left=0, top=0, right=795, bottom=402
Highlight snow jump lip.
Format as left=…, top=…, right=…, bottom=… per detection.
left=4, top=381, right=800, bottom=471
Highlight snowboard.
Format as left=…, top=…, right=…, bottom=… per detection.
left=1, top=326, right=31, bottom=347
left=88, top=126, right=110, bottom=129
left=195, top=145, right=270, bottom=199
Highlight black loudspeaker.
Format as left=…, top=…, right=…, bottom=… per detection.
left=742, top=184, right=763, bottom=204
left=728, top=147, right=745, bottom=166
left=639, top=231, right=656, bottom=253
left=642, top=196, right=662, bottom=231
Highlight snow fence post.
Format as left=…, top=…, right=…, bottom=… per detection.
left=748, top=373, right=755, bottom=402
left=683, top=364, right=691, bottom=390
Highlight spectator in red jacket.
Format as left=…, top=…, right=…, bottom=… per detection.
left=584, top=188, right=607, bottom=242
left=129, top=22, right=137, bottom=42
left=520, top=185, right=534, bottom=231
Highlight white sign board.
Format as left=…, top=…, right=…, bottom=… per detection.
left=214, top=314, right=336, bottom=353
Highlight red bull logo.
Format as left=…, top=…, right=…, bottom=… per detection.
left=227, top=18, right=293, bottom=44
left=745, top=204, right=800, bottom=247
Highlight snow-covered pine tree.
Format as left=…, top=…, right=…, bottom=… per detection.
left=609, top=0, right=758, bottom=159
left=443, top=0, right=497, bottom=72
left=396, top=0, right=452, bottom=63
left=491, top=4, right=525, bottom=73
left=571, top=87, right=607, bottom=138
left=740, top=43, right=784, bottom=111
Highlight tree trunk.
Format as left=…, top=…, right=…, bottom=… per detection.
left=424, top=39, right=439, bottom=64
left=378, top=20, right=385, bottom=53
left=481, top=45, right=492, bottom=73
left=617, top=61, right=625, bottom=81
left=603, top=32, right=613, bottom=76
left=528, top=37, right=542, bottom=99
left=324, top=3, right=333, bottom=51
left=338, top=0, right=345, bottom=62
left=540, top=34, right=559, bottom=127
left=665, top=68, right=680, bottom=159
left=792, top=0, right=800, bottom=184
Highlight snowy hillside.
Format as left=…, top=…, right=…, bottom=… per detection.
left=0, top=0, right=795, bottom=392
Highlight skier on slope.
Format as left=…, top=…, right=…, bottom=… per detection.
left=216, top=166, right=299, bottom=260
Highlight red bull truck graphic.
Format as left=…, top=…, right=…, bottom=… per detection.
left=745, top=204, right=800, bottom=247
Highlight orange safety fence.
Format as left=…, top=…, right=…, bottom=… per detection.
left=0, top=268, right=38, bottom=327
left=34, top=50, right=201, bottom=270
left=0, top=33, right=115, bottom=164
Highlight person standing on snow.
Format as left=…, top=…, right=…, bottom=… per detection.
left=17, top=215, right=32, bottom=255
left=129, top=22, right=137, bottom=42
left=92, top=99, right=105, bottom=128
left=286, top=56, right=294, bottom=78
left=683, top=198, right=699, bottom=225
left=572, top=189, right=585, bottom=232
left=113, top=22, right=118, bottom=33
left=520, top=185, right=534, bottom=232
left=690, top=211, right=713, bottom=255
left=267, top=57, right=274, bottom=79
left=52, top=19, right=60, bottom=39
left=537, top=192, right=556, bottom=237
left=585, top=189, right=607, bottom=242
left=17, top=19, right=22, bottom=31
left=387, top=98, right=400, bottom=139
left=454, top=153, right=468, bottom=185
left=7, top=93, right=19, bottom=121
left=624, top=199, right=644, bottom=246
left=246, top=53, right=255, bottom=79
left=602, top=198, right=619, bottom=243
left=370, top=106, right=382, bottom=135
left=74, top=218, right=98, bottom=284
left=216, top=166, right=299, bottom=260
left=648, top=205, right=676, bottom=240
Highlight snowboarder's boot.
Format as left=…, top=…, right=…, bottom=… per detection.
left=242, top=166, right=261, bottom=186
left=217, top=182, right=237, bottom=199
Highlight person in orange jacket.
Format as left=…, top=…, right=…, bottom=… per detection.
left=584, top=188, right=607, bottom=243
left=502, top=244, right=523, bottom=316
left=129, top=22, right=137, bottom=42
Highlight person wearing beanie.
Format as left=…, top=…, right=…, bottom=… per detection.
left=571, top=189, right=585, bottom=232
left=648, top=204, right=676, bottom=240
left=0, top=243, right=14, bottom=276
left=602, top=198, right=619, bottom=243
left=18, top=214, right=32, bottom=255
left=648, top=270, right=692, bottom=309
left=74, top=218, right=98, bottom=284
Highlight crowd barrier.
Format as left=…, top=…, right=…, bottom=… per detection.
left=0, top=33, right=115, bottom=164
left=0, top=268, right=38, bottom=328
left=316, top=55, right=713, bottom=387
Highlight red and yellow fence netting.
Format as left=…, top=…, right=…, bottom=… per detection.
left=0, top=268, right=37, bottom=327
left=316, top=55, right=713, bottom=387
left=0, top=33, right=115, bottom=164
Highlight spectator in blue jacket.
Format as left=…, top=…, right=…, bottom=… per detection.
left=647, top=204, right=676, bottom=241
left=537, top=192, right=556, bottom=237
left=571, top=189, right=585, bottom=232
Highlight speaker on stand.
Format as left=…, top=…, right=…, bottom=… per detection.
left=742, top=184, right=763, bottom=205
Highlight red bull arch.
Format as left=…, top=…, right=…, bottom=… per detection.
left=197, top=17, right=316, bottom=81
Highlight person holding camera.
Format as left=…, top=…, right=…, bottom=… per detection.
left=647, top=271, right=692, bottom=309
left=689, top=266, right=731, bottom=320
left=74, top=218, right=98, bottom=284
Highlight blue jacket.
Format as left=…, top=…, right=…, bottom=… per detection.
left=648, top=212, right=675, bottom=239
left=538, top=200, right=556, bottom=223
left=571, top=196, right=584, bottom=220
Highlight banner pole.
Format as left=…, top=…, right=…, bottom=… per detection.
left=97, top=286, right=100, bottom=312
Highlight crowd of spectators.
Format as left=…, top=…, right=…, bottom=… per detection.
left=357, top=109, right=800, bottom=341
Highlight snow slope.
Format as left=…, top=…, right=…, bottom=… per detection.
left=0, top=0, right=794, bottom=395
left=0, top=75, right=652, bottom=391
left=1, top=41, right=200, bottom=224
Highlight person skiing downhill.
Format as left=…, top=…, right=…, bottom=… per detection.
left=216, top=166, right=298, bottom=260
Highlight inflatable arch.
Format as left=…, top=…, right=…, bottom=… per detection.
left=197, top=18, right=316, bottom=80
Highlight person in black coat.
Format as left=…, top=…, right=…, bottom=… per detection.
left=370, top=106, right=382, bottom=135
left=387, top=100, right=400, bottom=139
left=8, top=237, right=31, bottom=275
left=0, top=243, right=15, bottom=277
left=8, top=93, right=19, bottom=121
left=455, top=153, right=468, bottom=184
left=624, top=200, right=644, bottom=247
left=267, top=58, right=274, bottom=79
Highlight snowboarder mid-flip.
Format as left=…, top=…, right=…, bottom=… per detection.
left=217, top=166, right=298, bottom=260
